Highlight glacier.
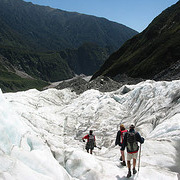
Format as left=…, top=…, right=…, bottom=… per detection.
left=0, top=80, right=180, bottom=179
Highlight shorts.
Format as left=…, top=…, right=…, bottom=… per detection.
left=127, top=152, right=138, bottom=161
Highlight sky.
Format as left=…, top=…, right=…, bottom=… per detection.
left=23, top=0, right=179, bottom=32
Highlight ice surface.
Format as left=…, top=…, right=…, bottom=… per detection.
left=0, top=80, right=180, bottom=179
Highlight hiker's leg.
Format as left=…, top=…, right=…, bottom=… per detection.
left=133, top=158, right=136, bottom=169
left=132, top=153, right=138, bottom=174
left=120, top=150, right=126, bottom=166
left=119, top=149, right=122, bottom=161
left=121, top=150, right=125, bottom=161
left=126, top=160, right=131, bottom=177
left=90, top=149, right=93, bottom=154
left=127, top=160, right=131, bottom=169
left=132, top=158, right=137, bottom=174
left=132, top=152, right=138, bottom=168
left=126, top=153, right=132, bottom=171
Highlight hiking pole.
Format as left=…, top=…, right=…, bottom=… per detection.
left=95, top=146, right=102, bottom=150
left=138, top=144, right=142, bottom=172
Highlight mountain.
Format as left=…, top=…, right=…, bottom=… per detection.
left=91, top=1, right=180, bottom=81
left=0, top=0, right=138, bottom=92
left=1, top=79, right=180, bottom=179
left=0, top=0, right=138, bottom=51
left=0, top=47, right=74, bottom=92
left=59, top=43, right=112, bottom=76
left=0, top=53, right=49, bottom=92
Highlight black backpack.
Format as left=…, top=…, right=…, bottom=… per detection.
left=89, top=134, right=95, bottom=144
left=87, top=134, right=95, bottom=149
left=127, top=131, right=138, bottom=152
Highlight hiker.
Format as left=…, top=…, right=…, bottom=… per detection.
left=115, top=124, right=128, bottom=166
left=121, top=124, right=144, bottom=178
left=82, top=130, right=96, bottom=154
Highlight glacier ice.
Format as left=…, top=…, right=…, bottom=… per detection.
left=0, top=80, right=179, bottom=179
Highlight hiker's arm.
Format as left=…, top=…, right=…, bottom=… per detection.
left=82, top=134, right=89, bottom=140
left=94, top=136, right=96, bottom=146
left=115, top=131, right=120, bottom=146
left=136, top=132, right=144, bottom=144
left=121, top=133, right=127, bottom=151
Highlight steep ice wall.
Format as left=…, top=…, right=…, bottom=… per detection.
left=0, top=89, right=74, bottom=180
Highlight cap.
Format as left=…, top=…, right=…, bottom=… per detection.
left=129, top=124, right=135, bottom=129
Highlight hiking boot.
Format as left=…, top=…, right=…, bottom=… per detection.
left=121, top=161, right=126, bottom=166
left=119, top=156, right=122, bottom=161
left=133, top=168, right=137, bottom=174
left=126, top=171, right=131, bottom=178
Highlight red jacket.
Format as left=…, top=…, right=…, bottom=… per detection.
left=82, top=134, right=96, bottom=142
left=115, top=129, right=128, bottom=146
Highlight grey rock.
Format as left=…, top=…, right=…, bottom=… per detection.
left=55, top=75, right=142, bottom=94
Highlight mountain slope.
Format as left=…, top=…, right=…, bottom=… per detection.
left=0, top=0, right=138, bottom=92
left=91, top=1, right=180, bottom=80
left=60, top=43, right=111, bottom=75
left=0, top=53, right=49, bottom=92
left=0, top=0, right=138, bottom=51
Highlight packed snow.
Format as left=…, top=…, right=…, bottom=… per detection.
left=0, top=80, right=180, bottom=179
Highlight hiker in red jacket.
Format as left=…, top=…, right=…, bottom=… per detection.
left=115, top=124, right=128, bottom=166
left=82, top=130, right=96, bottom=154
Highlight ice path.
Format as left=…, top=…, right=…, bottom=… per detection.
left=2, top=80, right=180, bottom=179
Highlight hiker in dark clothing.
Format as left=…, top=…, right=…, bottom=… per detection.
left=82, top=130, right=96, bottom=154
left=115, top=124, right=127, bottom=166
left=121, top=124, right=144, bottom=178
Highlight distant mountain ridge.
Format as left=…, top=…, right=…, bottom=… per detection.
left=91, top=1, right=180, bottom=81
left=0, top=0, right=138, bottom=92
left=0, top=0, right=137, bottom=51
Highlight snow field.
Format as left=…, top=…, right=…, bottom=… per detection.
left=0, top=80, right=179, bottom=179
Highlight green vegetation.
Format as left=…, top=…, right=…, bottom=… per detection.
left=0, top=0, right=137, bottom=51
left=92, top=1, right=180, bottom=80
left=0, top=70, right=49, bottom=93
left=60, top=43, right=111, bottom=75
left=0, top=46, right=74, bottom=81
left=0, top=0, right=138, bottom=92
